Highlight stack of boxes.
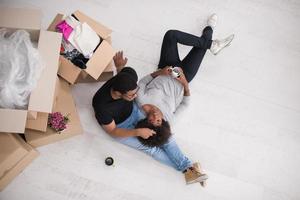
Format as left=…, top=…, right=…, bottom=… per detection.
left=0, top=7, right=115, bottom=191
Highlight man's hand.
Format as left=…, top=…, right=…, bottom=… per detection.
left=136, top=128, right=156, bottom=139
left=113, top=51, right=128, bottom=73
left=102, top=121, right=156, bottom=138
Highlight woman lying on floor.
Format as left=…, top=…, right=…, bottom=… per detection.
left=118, top=14, right=234, bottom=186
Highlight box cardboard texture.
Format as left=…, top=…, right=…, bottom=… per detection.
left=0, top=7, right=62, bottom=134
left=0, top=133, right=39, bottom=191
left=48, top=11, right=115, bottom=84
left=25, top=75, right=62, bottom=132
left=0, top=134, right=27, bottom=178
left=24, top=77, right=83, bottom=147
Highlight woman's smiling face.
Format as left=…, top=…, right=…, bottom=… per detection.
left=147, top=105, right=163, bottom=127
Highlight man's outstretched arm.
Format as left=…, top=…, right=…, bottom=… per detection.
left=102, top=120, right=156, bottom=139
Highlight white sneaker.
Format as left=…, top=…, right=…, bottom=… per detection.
left=210, top=34, right=234, bottom=55
left=207, top=13, right=218, bottom=29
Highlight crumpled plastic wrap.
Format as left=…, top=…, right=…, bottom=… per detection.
left=0, top=29, right=44, bottom=109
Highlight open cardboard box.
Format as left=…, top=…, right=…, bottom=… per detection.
left=48, top=10, right=115, bottom=84
left=0, top=7, right=62, bottom=134
left=0, top=133, right=39, bottom=191
left=77, top=60, right=114, bottom=83
left=24, top=77, right=83, bottom=147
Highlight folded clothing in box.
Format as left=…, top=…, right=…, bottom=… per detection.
left=68, top=22, right=100, bottom=57
left=48, top=10, right=115, bottom=84
left=56, top=20, right=73, bottom=40
left=64, top=15, right=80, bottom=28
left=56, top=14, right=101, bottom=70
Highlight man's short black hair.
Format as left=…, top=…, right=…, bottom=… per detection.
left=111, top=67, right=138, bottom=94
left=135, top=118, right=171, bottom=147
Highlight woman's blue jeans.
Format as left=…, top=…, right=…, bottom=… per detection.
left=116, top=103, right=192, bottom=171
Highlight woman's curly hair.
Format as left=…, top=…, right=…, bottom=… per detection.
left=135, top=118, right=171, bottom=147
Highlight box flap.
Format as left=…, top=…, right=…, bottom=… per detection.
left=0, top=7, right=41, bottom=41
left=25, top=77, right=59, bottom=132
left=0, top=109, right=27, bottom=133
left=0, top=148, right=38, bottom=191
left=97, top=72, right=114, bottom=82
left=73, top=10, right=112, bottom=39
left=0, top=7, right=41, bottom=30
left=0, top=134, right=38, bottom=191
left=58, top=57, right=82, bottom=84
left=47, top=13, right=63, bottom=32
left=25, top=112, right=49, bottom=132
left=28, top=30, right=62, bottom=113
left=104, top=60, right=114, bottom=72
left=85, top=40, right=115, bottom=80
left=0, top=133, right=28, bottom=178
left=27, top=111, right=38, bottom=120
left=25, top=78, right=83, bottom=147
left=76, top=56, right=114, bottom=84
left=104, top=36, right=114, bottom=72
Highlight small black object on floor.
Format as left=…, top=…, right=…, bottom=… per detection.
left=105, top=157, right=114, bottom=166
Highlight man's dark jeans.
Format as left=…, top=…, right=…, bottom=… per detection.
left=158, top=26, right=213, bottom=82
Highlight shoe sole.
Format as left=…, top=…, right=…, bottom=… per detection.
left=186, top=174, right=209, bottom=185
left=213, top=34, right=235, bottom=55
left=207, top=14, right=218, bottom=28
left=196, top=174, right=209, bottom=182
left=200, top=180, right=207, bottom=187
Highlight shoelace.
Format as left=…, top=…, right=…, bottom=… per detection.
left=189, top=167, right=202, bottom=175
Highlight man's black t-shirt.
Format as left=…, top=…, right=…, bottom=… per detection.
left=92, top=68, right=136, bottom=126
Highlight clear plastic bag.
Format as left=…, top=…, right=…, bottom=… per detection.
left=0, top=29, right=44, bottom=109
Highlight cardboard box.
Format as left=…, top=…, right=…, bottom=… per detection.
left=48, top=10, right=115, bottom=84
left=0, top=133, right=39, bottom=191
left=25, top=76, right=61, bottom=132
left=77, top=36, right=114, bottom=83
left=76, top=60, right=114, bottom=83
left=0, top=7, right=62, bottom=134
left=0, top=134, right=28, bottom=178
left=24, top=77, right=83, bottom=147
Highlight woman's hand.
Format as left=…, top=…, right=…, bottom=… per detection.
left=151, top=66, right=172, bottom=78
left=160, top=66, right=172, bottom=76
left=175, top=67, right=188, bottom=86
left=175, top=67, right=190, bottom=96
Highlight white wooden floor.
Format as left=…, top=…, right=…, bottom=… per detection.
left=1, top=0, right=300, bottom=199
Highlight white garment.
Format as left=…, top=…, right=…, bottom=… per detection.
left=0, top=29, right=44, bottom=109
left=61, top=38, right=76, bottom=52
left=63, top=15, right=81, bottom=29
left=67, top=22, right=100, bottom=57
left=136, top=74, right=190, bottom=123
